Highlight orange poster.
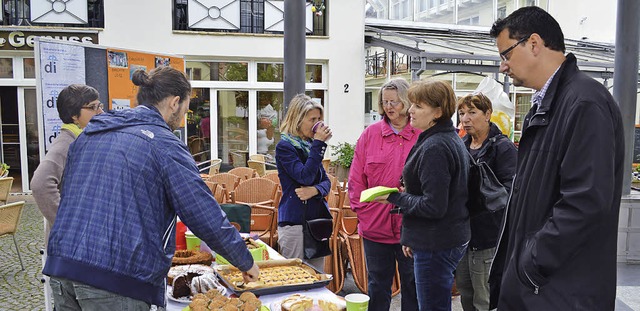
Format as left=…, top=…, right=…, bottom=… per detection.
left=106, top=49, right=184, bottom=110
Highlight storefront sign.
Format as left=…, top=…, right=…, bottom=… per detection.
left=0, top=30, right=98, bottom=50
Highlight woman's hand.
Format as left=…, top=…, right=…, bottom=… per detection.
left=402, top=245, right=413, bottom=258
left=372, top=193, right=390, bottom=204
left=296, top=186, right=319, bottom=201
left=313, top=123, right=333, bottom=142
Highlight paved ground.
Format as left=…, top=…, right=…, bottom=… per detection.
left=1, top=194, right=638, bottom=311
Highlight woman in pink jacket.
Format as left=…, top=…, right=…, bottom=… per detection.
left=348, top=78, right=419, bottom=311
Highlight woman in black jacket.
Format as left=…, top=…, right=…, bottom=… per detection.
left=455, top=93, right=517, bottom=311
left=373, top=80, right=470, bottom=311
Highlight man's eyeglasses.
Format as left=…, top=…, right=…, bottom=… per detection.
left=82, top=102, right=104, bottom=111
left=382, top=100, right=402, bottom=107
left=499, top=34, right=531, bottom=62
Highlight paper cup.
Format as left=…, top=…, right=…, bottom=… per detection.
left=185, top=231, right=201, bottom=251
left=345, top=293, right=369, bottom=311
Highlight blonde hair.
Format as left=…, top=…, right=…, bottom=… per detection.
left=408, top=80, right=457, bottom=122
left=280, top=94, right=324, bottom=137
left=377, top=78, right=411, bottom=118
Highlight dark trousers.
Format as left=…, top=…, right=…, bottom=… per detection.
left=413, top=243, right=468, bottom=311
left=363, top=238, right=418, bottom=311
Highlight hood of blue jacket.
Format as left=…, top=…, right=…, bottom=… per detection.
left=83, top=105, right=170, bottom=135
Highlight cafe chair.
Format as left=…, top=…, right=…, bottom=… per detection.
left=339, top=191, right=401, bottom=296
left=229, top=178, right=280, bottom=247
left=249, top=154, right=266, bottom=162
left=220, top=203, right=251, bottom=233
left=322, top=158, right=331, bottom=173
left=247, top=160, right=266, bottom=177
left=263, top=171, right=280, bottom=187
left=0, top=201, right=26, bottom=270
left=0, top=177, right=14, bottom=205
left=324, top=191, right=346, bottom=293
left=228, top=167, right=258, bottom=180
left=208, top=158, right=223, bottom=175
left=208, top=173, right=240, bottom=203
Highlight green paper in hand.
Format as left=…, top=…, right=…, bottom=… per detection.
left=360, top=186, right=399, bottom=202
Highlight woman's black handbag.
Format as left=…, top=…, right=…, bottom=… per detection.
left=303, top=218, right=333, bottom=259
left=467, top=149, right=508, bottom=215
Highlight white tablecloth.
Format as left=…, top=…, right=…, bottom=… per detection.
left=165, top=235, right=341, bottom=311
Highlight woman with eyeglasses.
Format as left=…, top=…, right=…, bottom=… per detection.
left=348, top=78, right=419, bottom=311
left=455, top=93, right=517, bottom=311
left=275, top=94, right=333, bottom=271
left=32, top=84, right=103, bottom=239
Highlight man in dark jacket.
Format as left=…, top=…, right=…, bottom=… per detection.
left=488, top=6, right=624, bottom=311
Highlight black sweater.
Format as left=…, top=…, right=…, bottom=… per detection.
left=388, top=119, right=470, bottom=251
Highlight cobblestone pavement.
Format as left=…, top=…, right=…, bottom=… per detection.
left=0, top=195, right=47, bottom=311
left=1, top=194, right=638, bottom=311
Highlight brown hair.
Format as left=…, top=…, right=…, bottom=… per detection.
left=408, top=80, right=457, bottom=122
left=57, top=84, right=100, bottom=124
left=131, top=66, right=191, bottom=107
left=377, top=78, right=411, bottom=118
left=457, top=92, right=493, bottom=114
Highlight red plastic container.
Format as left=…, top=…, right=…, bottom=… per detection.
left=176, top=220, right=187, bottom=250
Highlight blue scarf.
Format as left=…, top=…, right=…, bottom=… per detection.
left=280, top=133, right=311, bottom=156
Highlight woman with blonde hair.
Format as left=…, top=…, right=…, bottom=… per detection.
left=276, top=94, right=333, bottom=270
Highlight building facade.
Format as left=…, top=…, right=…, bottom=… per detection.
left=0, top=0, right=365, bottom=192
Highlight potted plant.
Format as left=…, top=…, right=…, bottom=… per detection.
left=330, top=142, right=355, bottom=182
left=0, top=163, right=9, bottom=178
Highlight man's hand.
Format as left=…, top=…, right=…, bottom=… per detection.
left=242, top=263, right=260, bottom=283
left=295, top=186, right=319, bottom=201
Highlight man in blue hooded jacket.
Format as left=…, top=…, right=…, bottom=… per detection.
left=43, top=66, right=259, bottom=310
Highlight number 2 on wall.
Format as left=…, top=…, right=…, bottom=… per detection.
left=344, top=83, right=349, bottom=93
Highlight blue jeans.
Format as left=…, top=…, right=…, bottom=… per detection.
left=49, top=277, right=160, bottom=311
left=363, top=238, right=418, bottom=311
left=413, top=243, right=468, bottom=311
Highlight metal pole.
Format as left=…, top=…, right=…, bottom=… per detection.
left=613, top=0, right=640, bottom=195
left=283, top=0, right=306, bottom=114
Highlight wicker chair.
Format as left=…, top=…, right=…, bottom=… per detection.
left=247, top=160, right=266, bottom=177
left=262, top=171, right=280, bottom=187
left=0, top=201, right=26, bottom=270
left=324, top=191, right=346, bottom=293
left=229, top=178, right=280, bottom=247
left=208, top=158, right=223, bottom=175
left=0, top=177, right=14, bottom=205
left=339, top=190, right=401, bottom=296
left=249, top=154, right=266, bottom=162
left=228, top=167, right=258, bottom=180
left=208, top=173, right=240, bottom=203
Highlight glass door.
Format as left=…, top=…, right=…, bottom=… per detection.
left=218, top=90, right=249, bottom=170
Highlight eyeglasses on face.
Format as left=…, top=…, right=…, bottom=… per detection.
left=382, top=100, right=402, bottom=107
left=499, top=34, right=531, bottom=62
left=82, top=102, right=104, bottom=111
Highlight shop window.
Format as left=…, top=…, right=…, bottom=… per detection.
left=174, top=0, right=326, bottom=36
left=0, top=59, right=14, bottom=78
left=256, top=91, right=283, bottom=159
left=3, top=0, right=104, bottom=27
left=257, top=63, right=284, bottom=82
left=186, top=62, right=248, bottom=81
left=23, top=58, right=35, bottom=78
left=306, top=64, right=322, bottom=83
left=218, top=90, right=249, bottom=167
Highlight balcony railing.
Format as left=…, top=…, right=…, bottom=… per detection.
left=1, top=0, right=104, bottom=28
left=174, top=0, right=326, bottom=36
